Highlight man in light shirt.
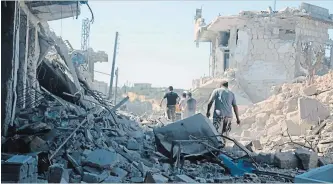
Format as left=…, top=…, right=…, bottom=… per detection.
left=186, top=92, right=197, bottom=117
left=179, top=92, right=187, bottom=119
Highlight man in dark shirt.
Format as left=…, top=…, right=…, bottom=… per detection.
left=160, top=86, right=180, bottom=122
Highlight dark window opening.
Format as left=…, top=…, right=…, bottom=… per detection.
left=219, top=31, right=230, bottom=47
left=278, top=29, right=296, bottom=40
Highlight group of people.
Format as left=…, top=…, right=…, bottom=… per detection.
left=159, top=86, right=197, bottom=122
left=160, top=81, right=241, bottom=136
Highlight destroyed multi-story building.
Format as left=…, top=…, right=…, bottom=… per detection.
left=194, top=2, right=333, bottom=102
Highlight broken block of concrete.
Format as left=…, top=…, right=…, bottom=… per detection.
left=48, top=164, right=68, bottom=183
left=295, top=148, right=318, bottom=170
left=274, top=152, right=299, bottom=169
left=127, top=138, right=140, bottom=150
left=318, top=154, right=333, bottom=166
left=2, top=155, right=38, bottom=183
left=83, top=149, right=118, bottom=169
left=298, top=97, right=330, bottom=125
left=175, top=174, right=197, bottom=183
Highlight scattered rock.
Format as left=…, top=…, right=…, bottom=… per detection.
left=83, top=149, right=118, bottom=169
left=127, top=138, right=140, bottom=150
left=48, top=164, right=69, bottom=183
left=255, top=153, right=274, bottom=165
left=274, top=152, right=299, bottom=169
left=295, top=148, right=318, bottom=170
left=298, top=97, right=330, bottom=125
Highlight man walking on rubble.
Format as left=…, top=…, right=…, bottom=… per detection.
left=206, top=80, right=240, bottom=135
left=186, top=92, right=197, bottom=118
left=160, top=86, right=180, bottom=122
left=179, top=92, right=187, bottom=119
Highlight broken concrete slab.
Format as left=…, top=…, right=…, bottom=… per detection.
left=83, top=149, right=118, bottom=169
left=154, top=113, right=223, bottom=158
left=298, top=97, right=330, bottom=125
left=274, top=152, right=299, bottom=169
left=48, top=164, right=69, bottom=183
left=29, top=136, right=49, bottom=152
left=126, top=138, right=140, bottom=150
left=295, top=148, right=318, bottom=170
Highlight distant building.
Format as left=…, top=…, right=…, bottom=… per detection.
left=133, top=83, right=152, bottom=90
left=93, top=80, right=108, bottom=95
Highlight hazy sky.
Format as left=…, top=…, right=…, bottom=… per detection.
left=48, top=1, right=333, bottom=89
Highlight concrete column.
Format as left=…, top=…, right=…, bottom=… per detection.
left=17, top=12, right=29, bottom=109
left=26, top=23, right=40, bottom=108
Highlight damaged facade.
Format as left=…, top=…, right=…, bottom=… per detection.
left=194, top=2, right=333, bottom=102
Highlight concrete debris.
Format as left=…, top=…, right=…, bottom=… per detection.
left=229, top=71, right=333, bottom=169
left=295, top=148, right=318, bottom=170
left=274, top=152, right=299, bottom=169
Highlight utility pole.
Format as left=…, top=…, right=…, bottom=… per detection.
left=108, top=32, right=119, bottom=100
left=114, top=68, right=119, bottom=104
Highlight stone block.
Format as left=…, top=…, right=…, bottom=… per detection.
left=175, top=174, right=197, bottom=183
left=48, top=164, right=68, bottom=183
left=295, top=148, right=318, bottom=170
left=274, top=152, right=299, bottom=169
left=298, top=97, right=330, bottom=125
left=255, top=153, right=274, bottom=165
left=127, top=138, right=140, bottom=150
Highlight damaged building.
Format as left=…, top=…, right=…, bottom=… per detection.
left=194, top=2, right=333, bottom=102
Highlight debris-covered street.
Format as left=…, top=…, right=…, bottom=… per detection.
left=1, top=1, right=333, bottom=183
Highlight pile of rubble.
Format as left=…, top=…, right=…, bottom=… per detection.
left=1, top=88, right=303, bottom=183
left=229, top=71, right=333, bottom=169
